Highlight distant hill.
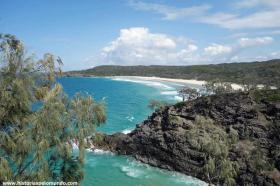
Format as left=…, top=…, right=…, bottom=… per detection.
left=66, top=59, right=280, bottom=87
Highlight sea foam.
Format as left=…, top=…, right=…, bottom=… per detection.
left=111, top=77, right=188, bottom=102
left=121, top=129, right=133, bottom=134
left=92, top=148, right=114, bottom=155
left=174, top=95, right=183, bottom=101
left=120, top=165, right=143, bottom=178
left=111, top=77, right=173, bottom=90
left=169, top=172, right=207, bottom=185
left=161, top=90, right=178, bottom=95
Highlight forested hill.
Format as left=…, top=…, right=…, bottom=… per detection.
left=66, top=59, right=280, bottom=87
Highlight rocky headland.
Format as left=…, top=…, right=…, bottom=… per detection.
left=90, top=89, right=280, bottom=185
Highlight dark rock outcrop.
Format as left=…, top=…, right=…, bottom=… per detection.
left=91, top=90, right=280, bottom=185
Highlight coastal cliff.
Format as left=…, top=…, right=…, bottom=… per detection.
left=90, top=90, right=280, bottom=185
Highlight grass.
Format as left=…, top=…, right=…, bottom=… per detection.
left=251, top=89, right=280, bottom=103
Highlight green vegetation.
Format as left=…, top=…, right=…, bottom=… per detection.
left=168, top=115, right=181, bottom=124
left=67, top=60, right=280, bottom=87
left=186, top=116, right=238, bottom=185
left=185, top=113, right=279, bottom=185
left=0, top=34, right=106, bottom=182
left=148, top=100, right=170, bottom=110
left=251, top=89, right=280, bottom=103
left=203, top=80, right=235, bottom=94
left=178, top=87, right=199, bottom=101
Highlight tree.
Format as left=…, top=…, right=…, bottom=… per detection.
left=178, top=87, right=199, bottom=101
left=240, top=75, right=258, bottom=91
left=0, top=34, right=106, bottom=182
left=186, top=116, right=238, bottom=185
left=203, top=80, right=235, bottom=95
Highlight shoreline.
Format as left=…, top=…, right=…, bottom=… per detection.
left=107, top=76, right=244, bottom=90
left=107, top=76, right=206, bottom=86
left=64, top=74, right=244, bottom=90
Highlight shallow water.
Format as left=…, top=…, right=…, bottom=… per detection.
left=59, top=77, right=206, bottom=186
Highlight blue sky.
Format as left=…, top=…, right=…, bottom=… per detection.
left=1, top=0, right=280, bottom=70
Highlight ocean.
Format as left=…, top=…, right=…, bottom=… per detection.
left=58, top=77, right=206, bottom=186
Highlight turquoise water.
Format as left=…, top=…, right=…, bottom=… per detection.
left=59, top=77, right=205, bottom=186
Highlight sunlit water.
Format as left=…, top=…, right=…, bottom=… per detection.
left=59, top=77, right=206, bottom=186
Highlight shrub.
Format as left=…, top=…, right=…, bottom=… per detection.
left=186, top=116, right=238, bottom=185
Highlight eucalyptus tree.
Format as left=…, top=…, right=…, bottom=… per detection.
left=0, top=34, right=106, bottom=182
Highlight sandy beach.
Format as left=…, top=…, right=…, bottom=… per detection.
left=108, top=76, right=244, bottom=90
left=109, top=76, right=206, bottom=86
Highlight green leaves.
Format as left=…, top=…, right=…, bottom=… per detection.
left=0, top=34, right=106, bottom=182
left=0, top=158, right=13, bottom=181
left=186, top=116, right=238, bottom=185
left=178, top=87, right=200, bottom=101
left=203, top=80, right=235, bottom=95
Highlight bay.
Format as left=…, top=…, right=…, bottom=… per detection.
left=59, top=77, right=206, bottom=186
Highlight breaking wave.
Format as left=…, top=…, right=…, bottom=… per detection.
left=121, top=129, right=133, bottom=134
left=111, top=77, right=173, bottom=90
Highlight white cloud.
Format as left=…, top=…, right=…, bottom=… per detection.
left=200, top=0, right=280, bottom=29
left=86, top=28, right=276, bottom=66
left=128, top=0, right=210, bottom=20
left=201, top=36, right=275, bottom=62
left=199, top=13, right=237, bottom=26
left=200, top=10, right=280, bottom=29
left=237, top=37, right=274, bottom=47
left=176, top=44, right=199, bottom=61
left=186, top=44, right=198, bottom=52
left=235, top=0, right=280, bottom=9
left=227, top=30, right=280, bottom=39
left=260, top=30, right=280, bottom=36
left=270, top=51, right=280, bottom=58
left=204, top=44, right=232, bottom=56
left=129, top=0, right=280, bottom=30
left=229, top=55, right=270, bottom=62
left=102, top=27, right=176, bottom=53
left=98, top=27, right=198, bottom=65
